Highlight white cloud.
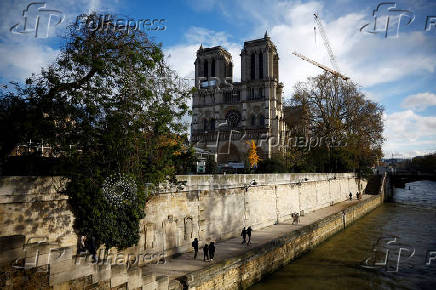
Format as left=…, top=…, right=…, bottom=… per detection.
left=362, top=90, right=382, bottom=102
left=166, top=44, right=198, bottom=80
left=185, top=27, right=229, bottom=45
left=0, top=41, right=59, bottom=81
left=383, top=110, right=436, bottom=156
left=88, top=0, right=101, bottom=12
left=385, top=110, right=436, bottom=141
left=402, top=92, right=436, bottom=111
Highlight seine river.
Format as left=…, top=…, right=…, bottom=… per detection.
left=250, top=180, right=436, bottom=290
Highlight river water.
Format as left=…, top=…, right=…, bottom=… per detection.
left=250, top=180, right=436, bottom=290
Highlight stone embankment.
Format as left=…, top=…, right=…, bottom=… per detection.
left=0, top=173, right=387, bottom=289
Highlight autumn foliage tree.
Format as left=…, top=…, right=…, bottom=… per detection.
left=247, top=140, right=260, bottom=169
left=288, top=73, right=384, bottom=174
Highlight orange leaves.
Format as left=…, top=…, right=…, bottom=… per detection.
left=247, top=140, right=260, bottom=168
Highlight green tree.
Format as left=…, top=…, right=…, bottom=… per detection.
left=410, top=153, right=436, bottom=173
left=288, top=73, right=384, bottom=173
left=0, top=14, right=193, bottom=249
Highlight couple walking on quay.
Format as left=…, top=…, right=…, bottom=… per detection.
left=241, top=226, right=252, bottom=245
left=192, top=238, right=215, bottom=262
left=191, top=226, right=253, bottom=262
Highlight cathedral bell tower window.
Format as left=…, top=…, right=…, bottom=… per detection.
left=259, top=115, right=265, bottom=127
left=204, top=60, right=209, bottom=78
left=250, top=53, right=255, bottom=80
left=259, top=52, right=263, bottom=79
left=211, top=59, right=216, bottom=77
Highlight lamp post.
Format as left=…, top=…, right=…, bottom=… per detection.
left=328, top=176, right=336, bottom=206
left=296, top=178, right=308, bottom=216
left=243, top=179, right=257, bottom=227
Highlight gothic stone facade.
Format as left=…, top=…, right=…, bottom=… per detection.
left=190, top=34, right=288, bottom=166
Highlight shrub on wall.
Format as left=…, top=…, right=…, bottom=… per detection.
left=66, top=172, right=147, bottom=249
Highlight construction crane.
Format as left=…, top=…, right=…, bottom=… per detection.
left=292, top=51, right=349, bottom=81
left=292, top=12, right=349, bottom=81
left=313, top=12, right=340, bottom=73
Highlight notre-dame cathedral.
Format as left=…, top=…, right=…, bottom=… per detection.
left=190, top=32, right=289, bottom=167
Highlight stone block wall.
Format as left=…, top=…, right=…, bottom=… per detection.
left=0, top=173, right=366, bottom=288
left=140, top=173, right=365, bottom=258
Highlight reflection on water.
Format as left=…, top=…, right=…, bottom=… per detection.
left=250, top=180, right=436, bottom=290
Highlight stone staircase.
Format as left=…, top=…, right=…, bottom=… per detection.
left=0, top=237, right=172, bottom=290
left=364, top=175, right=381, bottom=195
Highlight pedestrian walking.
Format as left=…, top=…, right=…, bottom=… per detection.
left=241, top=227, right=247, bottom=244
left=77, top=235, right=87, bottom=254
left=203, top=243, right=209, bottom=261
left=209, top=242, right=215, bottom=261
left=349, top=192, right=352, bottom=200
left=247, top=226, right=252, bottom=246
left=292, top=213, right=300, bottom=224
left=86, top=236, right=97, bottom=263
left=192, top=238, right=199, bottom=259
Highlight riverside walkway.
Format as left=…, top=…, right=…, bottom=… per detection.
left=143, top=195, right=372, bottom=283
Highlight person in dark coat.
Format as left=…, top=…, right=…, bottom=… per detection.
left=86, top=236, right=97, bottom=263
left=241, top=227, right=247, bottom=244
left=292, top=213, right=300, bottom=224
left=77, top=235, right=87, bottom=255
left=203, top=243, right=209, bottom=261
left=192, top=238, right=199, bottom=259
left=349, top=192, right=353, bottom=200
left=209, top=242, right=215, bottom=261
left=247, top=226, right=252, bottom=245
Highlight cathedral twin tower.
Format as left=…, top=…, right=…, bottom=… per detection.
left=190, top=33, right=288, bottom=167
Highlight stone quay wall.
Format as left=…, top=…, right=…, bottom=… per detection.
left=146, top=173, right=365, bottom=257
left=0, top=173, right=366, bottom=288
left=180, top=185, right=386, bottom=289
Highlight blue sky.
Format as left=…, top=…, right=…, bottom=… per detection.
left=1, top=0, right=435, bottom=158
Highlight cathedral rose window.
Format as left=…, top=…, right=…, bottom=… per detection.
left=226, top=110, right=241, bottom=128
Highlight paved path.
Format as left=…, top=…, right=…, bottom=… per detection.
left=144, top=195, right=371, bottom=279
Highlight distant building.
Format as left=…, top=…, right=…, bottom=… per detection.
left=190, top=33, right=288, bottom=167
